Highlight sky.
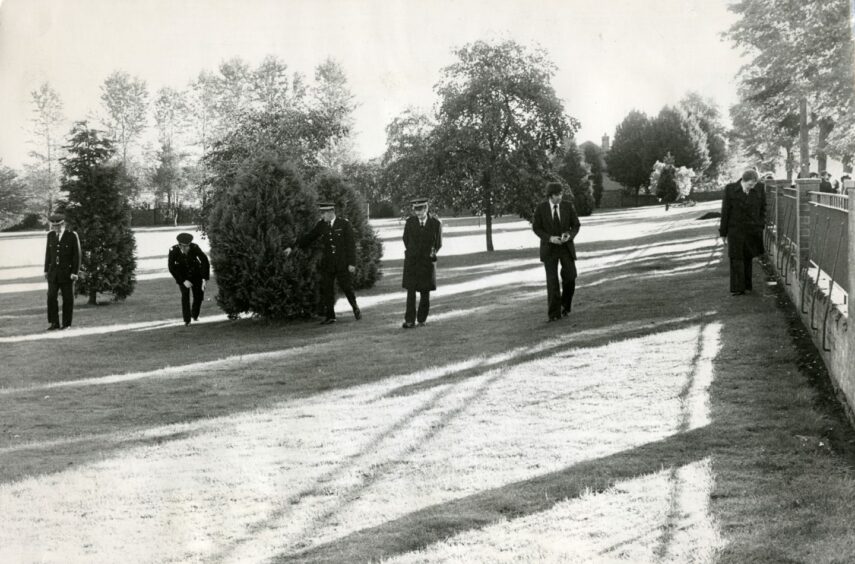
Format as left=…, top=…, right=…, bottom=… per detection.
left=0, top=0, right=746, bottom=170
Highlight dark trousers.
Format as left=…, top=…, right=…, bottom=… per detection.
left=543, top=249, right=576, bottom=319
left=729, top=256, right=754, bottom=293
left=47, top=276, right=74, bottom=327
left=320, top=269, right=357, bottom=319
left=179, top=283, right=205, bottom=323
left=405, top=289, right=430, bottom=324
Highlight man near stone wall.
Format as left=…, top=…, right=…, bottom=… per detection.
left=719, top=169, right=766, bottom=295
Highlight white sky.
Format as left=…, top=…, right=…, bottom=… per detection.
left=0, top=0, right=745, bottom=169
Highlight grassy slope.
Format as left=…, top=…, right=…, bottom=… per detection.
left=1, top=204, right=854, bottom=563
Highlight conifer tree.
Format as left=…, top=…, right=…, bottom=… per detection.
left=59, top=122, right=137, bottom=304
left=207, top=154, right=320, bottom=319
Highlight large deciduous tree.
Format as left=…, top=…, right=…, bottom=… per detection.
left=100, top=71, right=149, bottom=169
left=312, top=59, right=358, bottom=170
left=58, top=122, right=137, bottom=304
left=28, top=82, right=65, bottom=218
left=0, top=162, right=29, bottom=229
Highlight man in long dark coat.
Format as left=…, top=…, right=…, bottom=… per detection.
left=532, top=182, right=581, bottom=322
left=168, top=232, right=210, bottom=325
left=402, top=198, right=442, bottom=329
left=719, top=169, right=766, bottom=295
left=44, top=213, right=81, bottom=330
left=285, top=202, right=361, bottom=325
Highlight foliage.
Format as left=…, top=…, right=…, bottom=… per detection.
left=649, top=154, right=695, bottom=205
left=58, top=122, right=137, bottom=303
left=28, top=82, right=65, bottom=218
left=207, top=155, right=320, bottom=319
left=678, top=92, right=729, bottom=181
left=581, top=141, right=605, bottom=207
left=313, top=59, right=358, bottom=170
left=0, top=162, right=30, bottom=229
left=100, top=71, right=149, bottom=167
left=311, top=171, right=383, bottom=289
left=605, top=110, right=653, bottom=195
left=555, top=140, right=594, bottom=216
left=648, top=106, right=711, bottom=174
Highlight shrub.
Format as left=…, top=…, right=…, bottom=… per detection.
left=207, top=154, right=321, bottom=319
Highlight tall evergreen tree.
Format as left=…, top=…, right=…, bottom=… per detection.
left=581, top=141, right=605, bottom=207
left=59, top=122, right=137, bottom=304
left=556, top=140, right=594, bottom=216
left=606, top=110, right=653, bottom=201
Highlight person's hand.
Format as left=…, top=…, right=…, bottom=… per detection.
left=549, top=236, right=563, bottom=245
left=201, top=279, right=207, bottom=291
left=70, top=274, right=78, bottom=281
left=560, top=233, right=571, bottom=243
left=284, top=247, right=292, bottom=257
left=348, top=265, right=355, bottom=274
left=183, top=280, right=192, bottom=289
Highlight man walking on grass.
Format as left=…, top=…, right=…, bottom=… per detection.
left=168, top=232, right=210, bottom=326
left=532, top=182, right=581, bottom=322
left=719, top=169, right=766, bottom=296
left=401, top=197, right=442, bottom=329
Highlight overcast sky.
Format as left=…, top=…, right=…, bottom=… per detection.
left=0, top=0, right=745, bottom=169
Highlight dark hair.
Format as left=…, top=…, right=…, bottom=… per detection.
left=545, top=182, right=563, bottom=197
left=741, top=170, right=759, bottom=182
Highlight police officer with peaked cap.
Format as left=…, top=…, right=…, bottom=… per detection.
left=44, top=213, right=81, bottom=330
left=401, top=197, right=442, bottom=328
left=168, top=232, right=210, bottom=325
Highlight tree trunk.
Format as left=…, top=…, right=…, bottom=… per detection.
left=816, top=117, right=834, bottom=173
left=88, top=289, right=97, bottom=305
left=799, top=97, right=810, bottom=177
left=483, top=169, right=495, bottom=252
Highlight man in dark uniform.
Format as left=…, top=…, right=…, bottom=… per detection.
left=720, top=169, right=766, bottom=295
left=285, top=202, right=361, bottom=325
left=44, top=213, right=81, bottom=330
left=401, top=197, right=442, bottom=329
left=168, top=232, right=210, bottom=325
left=532, top=182, right=581, bottom=322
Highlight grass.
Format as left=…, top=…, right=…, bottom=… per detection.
left=1, top=203, right=855, bottom=563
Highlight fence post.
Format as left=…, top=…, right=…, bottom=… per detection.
left=795, top=179, right=819, bottom=273
left=847, top=182, right=855, bottom=322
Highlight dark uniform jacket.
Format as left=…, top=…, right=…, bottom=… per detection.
left=402, top=214, right=443, bottom=291
left=44, top=229, right=81, bottom=281
left=719, top=180, right=766, bottom=259
left=168, top=243, right=210, bottom=285
left=532, top=200, right=581, bottom=262
left=297, top=217, right=356, bottom=273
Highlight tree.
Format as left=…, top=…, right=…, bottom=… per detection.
left=311, top=171, right=383, bottom=289
left=726, top=0, right=854, bottom=174
left=381, top=109, right=438, bottom=209
left=342, top=159, right=385, bottom=214
left=28, top=82, right=65, bottom=217
left=730, top=98, right=799, bottom=179
left=605, top=110, right=653, bottom=201
left=312, top=59, right=357, bottom=171
left=100, top=71, right=149, bottom=169
left=555, top=139, right=594, bottom=216
left=0, top=162, right=29, bottom=229
left=58, top=122, right=136, bottom=304
left=679, top=92, right=729, bottom=182
left=581, top=141, right=605, bottom=207
left=650, top=154, right=695, bottom=209
left=207, top=154, right=320, bottom=319
left=431, top=39, right=577, bottom=251
left=153, top=87, right=189, bottom=148
left=648, top=106, right=710, bottom=174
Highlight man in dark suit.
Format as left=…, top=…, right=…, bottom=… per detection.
left=401, top=197, right=443, bottom=329
left=719, top=169, right=766, bottom=295
left=532, top=182, right=581, bottom=322
left=285, top=202, right=361, bottom=325
left=44, top=213, right=81, bottom=330
left=168, top=232, right=210, bottom=326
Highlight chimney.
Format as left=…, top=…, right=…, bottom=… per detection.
left=601, top=133, right=610, bottom=153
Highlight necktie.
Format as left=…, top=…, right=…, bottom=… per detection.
left=552, top=204, right=559, bottom=225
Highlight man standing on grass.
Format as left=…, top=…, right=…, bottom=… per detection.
left=44, top=213, right=81, bottom=330
left=285, top=202, right=361, bottom=325
left=719, top=169, right=766, bottom=296
left=168, top=232, right=210, bottom=326
left=401, top=197, right=442, bottom=329
left=532, top=182, right=581, bottom=322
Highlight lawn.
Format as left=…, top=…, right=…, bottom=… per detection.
left=2, top=203, right=855, bottom=563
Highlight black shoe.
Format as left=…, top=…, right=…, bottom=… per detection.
left=61, top=325, right=71, bottom=330
left=353, top=308, right=361, bottom=321
left=185, top=321, right=191, bottom=326
left=321, top=318, right=336, bottom=325
left=548, top=316, right=561, bottom=322
left=417, top=322, right=426, bottom=327
left=561, top=309, right=570, bottom=317
left=192, top=316, right=199, bottom=321
left=402, top=322, right=415, bottom=329
left=731, top=291, right=745, bottom=296
left=47, top=324, right=60, bottom=331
